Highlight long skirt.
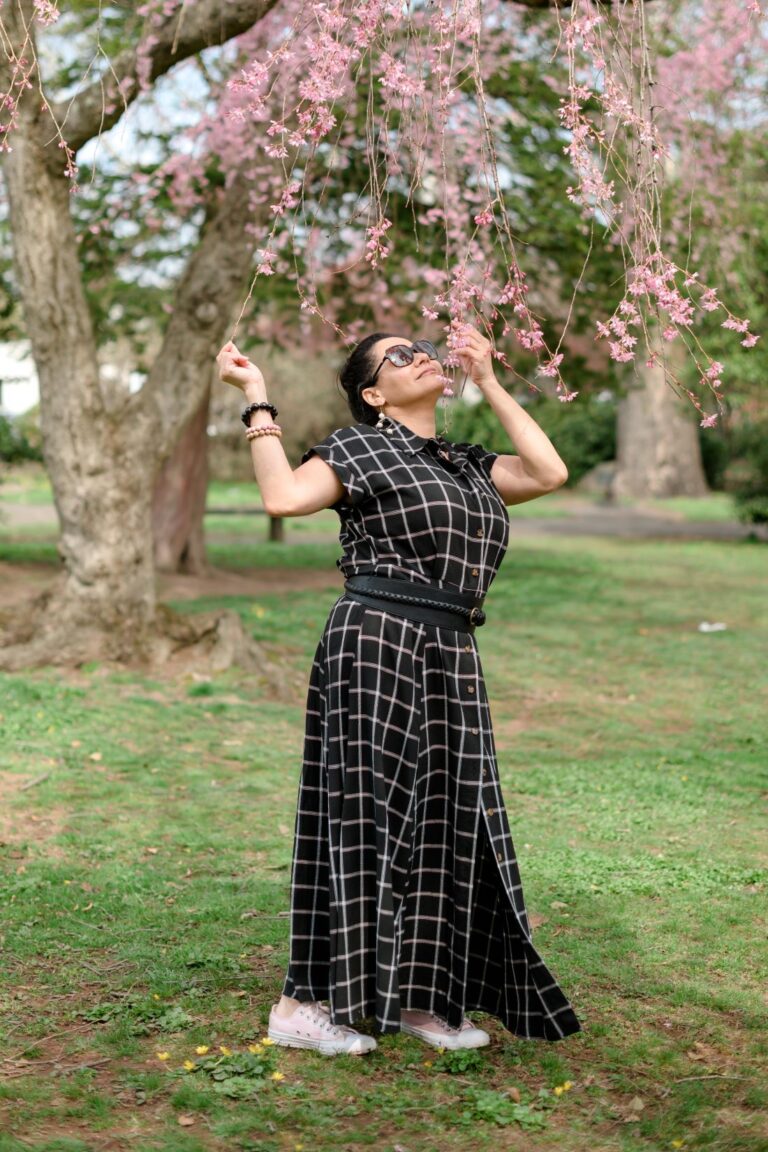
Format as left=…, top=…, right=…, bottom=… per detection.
left=282, top=596, right=582, bottom=1040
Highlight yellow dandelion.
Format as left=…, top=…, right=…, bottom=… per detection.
left=156, top=1051, right=170, bottom=1061
left=563, top=1080, right=573, bottom=1091
left=219, top=1045, right=232, bottom=1056
left=423, top=1060, right=433, bottom=1068
left=195, top=1045, right=209, bottom=1055
left=248, top=1044, right=264, bottom=1054
left=261, top=1037, right=275, bottom=1046
left=153, top=994, right=160, bottom=1001
left=671, top=1143, right=684, bottom=1150
left=183, top=1060, right=196, bottom=1071
left=270, top=1071, right=285, bottom=1082
left=295, top=1145, right=304, bottom=1151
left=554, top=1085, right=564, bottom=1096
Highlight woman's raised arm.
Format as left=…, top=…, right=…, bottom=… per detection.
left=216, top=342, right=345, bottom=517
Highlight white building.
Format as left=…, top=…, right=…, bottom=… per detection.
left=0, top=341, right=39, bottom=416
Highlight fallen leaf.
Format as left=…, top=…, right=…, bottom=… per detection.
left=278, top=823, right=290, bottom=836
left=177, top=1114, right=196, bottom=1127
left=508, top=1086, right=521, bottom=1103
left=628, top=1096, right=645, bottom=1111
left=88, top=752, right=102, bottom=762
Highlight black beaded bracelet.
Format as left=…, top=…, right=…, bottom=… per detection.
left=241, top=400, right=278, bottom=426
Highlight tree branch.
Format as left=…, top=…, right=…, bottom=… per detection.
left=50, top=0, right=280, bottom=155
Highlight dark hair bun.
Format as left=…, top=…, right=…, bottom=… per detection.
left=338, top=332, right=399, bottom=425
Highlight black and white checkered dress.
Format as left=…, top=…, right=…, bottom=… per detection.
left=281, top=415, right=582, bottom=1041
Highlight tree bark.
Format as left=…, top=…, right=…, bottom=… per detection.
left=613, top=336, right=709, bottom=499
left=153, top=383, right=211, bottom=575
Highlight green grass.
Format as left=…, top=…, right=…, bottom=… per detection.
left=0, top=525, right=767, bottom=1151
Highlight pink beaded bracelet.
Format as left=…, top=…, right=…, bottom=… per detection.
left=245, top=423, right=282, bottom=440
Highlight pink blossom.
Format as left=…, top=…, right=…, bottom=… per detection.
left=538, top=354, right=564, bottom=378
left=33, top=0, right=59, bottom=24
left=741, top=333, right=760, bottom=347
left=699, top=413, right=719, bottom=428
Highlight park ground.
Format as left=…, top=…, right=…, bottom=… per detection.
left=0, top=470, right=766, bottom=1152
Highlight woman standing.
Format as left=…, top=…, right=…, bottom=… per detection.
left=217, top=325, right=582, bottom=1056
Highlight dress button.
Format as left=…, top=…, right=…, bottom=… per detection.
left=476, top=528, right=484, bottom=538
left=471, top=727, right=479, bottom=735
left=467, top=685, right=475, bottom=694
left=496, top=851, right=503, bottom=862
left=482, top=768, right=488, bottom=777
left=471, top=568, right=479, bottom=577
left=464, top=644, right=472, bottom=653
left=487, top=808, right=495, bottom=817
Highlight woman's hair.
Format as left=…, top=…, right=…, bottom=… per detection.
left=338, top=332, right=399, bottom=425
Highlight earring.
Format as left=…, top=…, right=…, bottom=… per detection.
left=376, top=407, right=387, bottom=429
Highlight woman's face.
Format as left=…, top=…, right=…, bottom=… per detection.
left=360, top=336, right=443, bottom=412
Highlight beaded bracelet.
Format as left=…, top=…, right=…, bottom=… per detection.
left=241, top=400, right=278, bottom=426
left=245, top=423, right=282, bottom=440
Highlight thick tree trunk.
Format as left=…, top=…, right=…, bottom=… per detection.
left=0, top=4, right=159, bottom=663
left=613, top=338, right=709, bottom=499
left=0, top=2, right=264, bottom=670
left=153, top=384, right=211, bottom=575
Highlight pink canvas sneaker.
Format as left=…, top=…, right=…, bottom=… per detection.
left=267, top=1001, right=377, bottom=1056
left=400, top=1010, right=490, bottom=1050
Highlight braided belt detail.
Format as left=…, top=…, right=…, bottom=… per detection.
left=343, top=575, right=486, bottom=627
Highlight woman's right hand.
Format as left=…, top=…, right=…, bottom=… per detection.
left=216, top=341, right=265, bottom=394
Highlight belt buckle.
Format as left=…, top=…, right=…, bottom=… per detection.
left=469, top=606, right=486, bottom=626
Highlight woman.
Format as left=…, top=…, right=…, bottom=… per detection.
left=216, top=325, right=582, bottom=1056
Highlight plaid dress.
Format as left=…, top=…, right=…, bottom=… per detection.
left=282, top=415, right=582, bottom=1040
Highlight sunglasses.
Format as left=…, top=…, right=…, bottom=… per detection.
left=367, top=339, right=440, bottom=388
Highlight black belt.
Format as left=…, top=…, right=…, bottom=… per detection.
left=343, top=574, right=486, bottom=633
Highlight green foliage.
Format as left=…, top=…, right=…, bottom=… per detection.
left=457, top=1087, right=551, bottom=1130
left=727, top=418, right=768, bottom=524
left=447, top=391, right=617, bottom=485
left=78, top=996, right=194, bottom=1036
left=0, top=414, right=42, bottom=463
left=184, top=1047, right=280, bottom=1100
left=432, top=1045, right=486, bottom=1074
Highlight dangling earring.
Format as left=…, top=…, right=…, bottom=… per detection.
left=376, top=406, right=388, bottom=429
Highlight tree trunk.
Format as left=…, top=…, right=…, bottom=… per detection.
left=613, top=338, right=709, bottom=499
left=0, top=4, right=159, bottom=664
left=0, top=2, right=264, bottom=670
left=153, top=383, right=211, bottom=574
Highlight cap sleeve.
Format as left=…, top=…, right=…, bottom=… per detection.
left=300, top=426, right=371, bottom=509
left=451, top=440, right=499, bottom=478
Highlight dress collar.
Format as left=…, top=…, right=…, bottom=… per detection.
left=374, top=415, right=474, bottom=473
left=375, top=414, right=449, bottom=455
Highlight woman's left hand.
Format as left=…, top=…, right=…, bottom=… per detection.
left=453, top=324, right=497, bottom=390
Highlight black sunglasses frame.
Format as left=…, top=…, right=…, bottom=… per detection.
left=366, top=340, right=440, bottom=390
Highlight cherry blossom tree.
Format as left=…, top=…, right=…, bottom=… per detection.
left=0, top=0, right=763, bottom=668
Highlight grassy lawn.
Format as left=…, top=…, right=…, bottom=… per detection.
left=0, top=512, right=766, bottom=1151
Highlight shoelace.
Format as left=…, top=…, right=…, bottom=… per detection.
left=303, top=1004, right=348, bottom=1038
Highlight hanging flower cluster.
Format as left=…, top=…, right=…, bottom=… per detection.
left=15, top=0, right=768, bottom=420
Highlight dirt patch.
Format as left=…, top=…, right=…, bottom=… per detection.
left=0, top=560, right=340, bottom=616
left=0, top=769, right=68, bottom=851
left=157, top=564, right=340, bottom=602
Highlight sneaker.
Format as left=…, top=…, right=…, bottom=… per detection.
left=267, top=1002, right=377, bottom=1056
left=400, top=1010, right=490, bottom=1050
